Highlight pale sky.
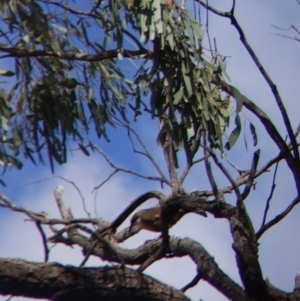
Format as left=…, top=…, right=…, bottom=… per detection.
left=1, top=1, right=300, bottom=301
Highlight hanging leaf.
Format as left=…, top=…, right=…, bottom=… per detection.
left=250, top=122, right=258, bottom=147
left=225, top=114, right=241, bottom=150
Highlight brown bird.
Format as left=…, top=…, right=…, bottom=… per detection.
left=129, top=206, right=185, bottom=234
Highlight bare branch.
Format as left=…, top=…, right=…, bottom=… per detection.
left=256, top=196, right=300, bottom=239
left=203, top=137, right=218, bottom=199
left=53, top=186, right=77, bottom=238
left=93, top=147, right=170, bottom=189
left=114, top=118, right=169, bottom=185
left=260, top=158, right=280, bottom=228
left=0, top=45, right=148, bottom=61
left=197, top=1, right=300, bottom=180
left=53, top=176, right=91, bottom=218
left=97, top=170, right=118, bottom=191
left=205, top=147, right=242, bottom=205
left=35, top=221, right=49, bottom=262
left=0, top=193, right=50, bottom=223
left=213, top=75, right=300, bottom=187
left=230, top=15, right=299, bottom=163
left=241, top=150, right=260, bottom=200
left=179, top=154, right=208, bottom=185
left=196, top=0, right=230, bottom=17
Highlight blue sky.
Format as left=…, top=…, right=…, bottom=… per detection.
left=1, top=1, right=300, bottom=301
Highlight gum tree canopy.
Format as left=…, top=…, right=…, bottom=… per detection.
left=0, top=1, right=299, bottom=301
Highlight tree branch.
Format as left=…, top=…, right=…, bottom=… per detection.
left=0, top=46, right=148, bottom=61
left=213, top=75, right=300, bottom=187
left=0, top=258, right=190, bottom=301
left=196, top=0, right=299, bottom=168
left=256, top=196, right=300, bottom=239
left=229, top=205, right=271, bottom=301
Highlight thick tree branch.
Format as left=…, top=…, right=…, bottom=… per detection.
left=2, top=191, right=299, bottom=301
left=229, top=205, right=271, bottom=301
left=0, top=258, right=189, bottom=301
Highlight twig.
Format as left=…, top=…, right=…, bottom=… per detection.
left=204, top=147, right=242, bottom=205
left=203, top=137, right=218, bottom=199
left=205, top=0, right=213, bottom=55
left=55, top=176, right=91, bottom=218
left=18, top=175, right=91, bottom=218
left=259, top=159, right=280, bottom=229
left=35, top=221, right=49, bottom=262
left=0, top=193, right=49, bottom=223
left=93, top=147, right=169, bottom=189
left=256, top=196, right=300, bottom=239
left=53, top=186, right=77, bottom=238
left=240, top=150, right=260, bottom=200
left=0, top=45, right=148, bottom=61
left=179, top=154, right=209, bottom=186
left=113, top=118, right=170, bottom=185
left=196, top=0, right=230, bottom=17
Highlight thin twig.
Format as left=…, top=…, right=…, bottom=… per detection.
left=256, top=196, right=300, bottom=239
left=93, top=147, right=169, bottom=188
left=260, top=159, right=280, bottom=228
left=56, top=176, right=91, bottom=218
left=179, top=154, right=208, bottom=185
left=113, top=118, right=170, bottom=185
left=203, top=137, right=218, bottom=199
left=204, top=147, right=242, bottom=205
left=240, top=150, right=260, bottom=200
left=17, top=175, right=91, bottom=218
left=35, top=221, right=49, bottom=262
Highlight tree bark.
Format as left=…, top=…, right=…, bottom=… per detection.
left=0, top=258, right=189, bottom=301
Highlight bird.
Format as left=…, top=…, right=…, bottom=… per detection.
left=129, top=206, right=185, bottom=234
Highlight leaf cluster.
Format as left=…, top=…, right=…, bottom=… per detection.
left=0, top=0, right=242, bottom=171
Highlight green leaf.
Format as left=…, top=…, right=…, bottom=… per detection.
left=250, top=122, right=258, bottom=147
left=78, top=143, right=90, bottom=156
left=173, top=88, right=183, bottom=105
left=225, top=114, right=241, bottom=150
